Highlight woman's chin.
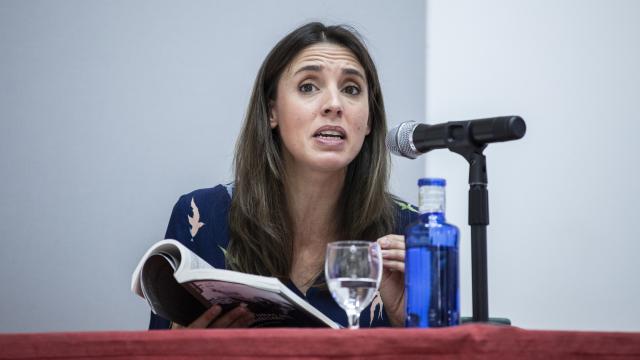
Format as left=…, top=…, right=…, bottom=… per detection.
left=283, top=150, right=359, bottom=175
left=305, top=156, right=354, bottom=174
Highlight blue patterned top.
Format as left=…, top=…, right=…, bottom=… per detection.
left=149, top=184, right=418, bottom=329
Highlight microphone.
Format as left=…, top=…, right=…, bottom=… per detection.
left=386, top=116, right=526, bottom=159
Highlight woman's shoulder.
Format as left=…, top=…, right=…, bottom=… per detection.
left=389, top=195, right=419, bottom=234
left=164, top=183, right=234, bottom=267
left=171, top=183, right=233, bottom=215
left=164, top=183, right=234, bottom=244
left=177, top=183, right=233, bottom=204
left=390, top=196, right=418, bottom=214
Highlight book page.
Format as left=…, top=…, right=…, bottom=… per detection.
left=140, top=254, right=207, bottom=326
left=187, top=280, right=295, bottom=309
left=183, top=280, right=330, bottom=327
left=132, top=239, right=183, bottom=297
left=180, top=249, right=214, bottom=272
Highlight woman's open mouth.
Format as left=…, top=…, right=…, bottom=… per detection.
left=313, top=126, right=347, bottom=147
left=314, top=130, right=345, bottom=140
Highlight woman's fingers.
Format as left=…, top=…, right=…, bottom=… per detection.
left=226, top=310, right=255, bottom=328
left=377, top=235, right=405, bottom=261
left=377, top=235, right=405, bottom=249
left=209, top=303, right=252, bottom=328
left=376, top=235, right=406, bottom=272
left=170, top=321, right=184, bottom=329
left=187, top=304, right=223, bottom=329
left=176, top=303, right=254, bottom=329
left=382, top=259, right=405, bottom=272
left=381, top=249, right=405, bottom=261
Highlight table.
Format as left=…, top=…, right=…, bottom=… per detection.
left=1, top=324, right=639, bottom=359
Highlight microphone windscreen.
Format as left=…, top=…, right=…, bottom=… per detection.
left=386, top=122, right=420, bottom=159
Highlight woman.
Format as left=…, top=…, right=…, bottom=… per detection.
left=150, top=22, right=417, bottom=329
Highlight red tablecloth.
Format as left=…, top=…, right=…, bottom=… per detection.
left=1, top=324, right=639, bottom=360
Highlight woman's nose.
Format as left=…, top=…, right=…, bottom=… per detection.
left=322, top=89, right=343, bottom=117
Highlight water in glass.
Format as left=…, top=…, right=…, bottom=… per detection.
left=325, top=241, right=382, bottom=329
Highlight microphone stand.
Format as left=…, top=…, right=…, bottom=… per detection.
left=450, top=145, right=490, bottom=323
left=405, top=115, right=524, bottom=324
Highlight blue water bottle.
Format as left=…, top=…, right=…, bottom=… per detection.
left=405, top=178, right=460, bottom=327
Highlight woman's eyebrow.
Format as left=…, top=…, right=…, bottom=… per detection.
left=293, top=65, right=322, bottom=75
left=342, top=68, right=365, bottom=81
left=293, top=65, right=365, bottom=81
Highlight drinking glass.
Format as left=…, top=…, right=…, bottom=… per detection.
left=325, top=241, right=383, bottom=329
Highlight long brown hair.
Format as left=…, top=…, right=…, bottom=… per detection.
left=227, top=22, right=395, bottom=279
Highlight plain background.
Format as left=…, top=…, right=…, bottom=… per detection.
left=424, top=0, right=640, bottom=331
left=0, top=0, right=425, bottom=332
left=1, top=0, right=639, bottom=333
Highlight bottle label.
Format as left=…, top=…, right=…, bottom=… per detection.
left=419, top=185, right=445, bottom=214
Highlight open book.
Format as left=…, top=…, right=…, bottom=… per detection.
left=131, top=239, right=340, bottom=329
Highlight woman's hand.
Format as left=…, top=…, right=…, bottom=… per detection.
left=171, top=304, right=255, bottom=329
left=376, top=234, right=406, bottom=327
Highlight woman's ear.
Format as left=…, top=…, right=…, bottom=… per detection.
left=269, top=100, right=278, bottom=129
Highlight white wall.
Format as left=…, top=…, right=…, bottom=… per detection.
left=424, top=0, right=640, bottom=331
left=0, top=0, right=425, bottom=332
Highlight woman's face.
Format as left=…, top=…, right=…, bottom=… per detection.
left=270, top=43, right=370, bottom=175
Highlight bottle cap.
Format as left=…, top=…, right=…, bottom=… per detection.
left=418, top=178, right=446, bottom=187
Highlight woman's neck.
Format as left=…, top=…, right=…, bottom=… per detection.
left=284, top=166, right=345, bottom=245
left=282, top=160, right=347, bottom=292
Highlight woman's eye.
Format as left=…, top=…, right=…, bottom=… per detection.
left=299, top=83, right=317, bottom=93
left=343, top=85, right=361, bottom=96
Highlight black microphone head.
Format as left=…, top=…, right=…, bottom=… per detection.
left=471, top=116, right=526, bottom=143
left=509, top=116, right=526, bottom=139
left=386, top=121, right=421, bottom=159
